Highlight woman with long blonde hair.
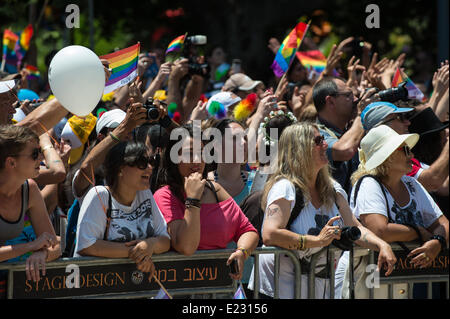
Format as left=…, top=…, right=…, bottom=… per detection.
left=248, top=122, right=395, bottom=299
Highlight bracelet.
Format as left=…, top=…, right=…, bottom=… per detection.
left=429, top=235, right=447, bottom=252
left=109, top=132, right=121, bottom=143
left=42, top=145, right=54, bottom=152
left=236, top=247, right=250, bottom=259
left=297, top=234, right=307, bottom=250
left=185, top=198, right=201, bottom=209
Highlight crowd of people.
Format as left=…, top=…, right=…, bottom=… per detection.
left=0, top=25, right=449, bottom=299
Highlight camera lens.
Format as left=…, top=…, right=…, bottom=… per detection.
left=147, top=107, right=160, bottom=120
left=342, top=226, right=361, bottom=241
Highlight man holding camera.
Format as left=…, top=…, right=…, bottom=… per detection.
left=312, top=76, right=379, bottom=193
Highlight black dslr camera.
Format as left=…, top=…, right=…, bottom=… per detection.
left=142, top=98, right=172, bottom=128
left=332, top=226, right=361, bottom=251
left=377, top=81, right=409, bottom=102
left=182, top=35, right=210, bottom=77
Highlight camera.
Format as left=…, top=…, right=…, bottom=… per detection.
left=183, top=35, right=210, bottom=77
left=377, top=81, right=409, bottom=102
left=142, top=98, right=172, bottom=128
left=332, top=226, right=361, bottom=251
left=229, top=259, right=239, bottom=275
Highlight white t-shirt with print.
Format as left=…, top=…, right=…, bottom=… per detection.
left=350, top=175, right=442, bottom=228
left=74, top=186, right=170, bottom=257
left=248, top=178, right=346, bottom=299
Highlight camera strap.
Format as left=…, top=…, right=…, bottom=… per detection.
left=353, top=175, right=419, bottom=254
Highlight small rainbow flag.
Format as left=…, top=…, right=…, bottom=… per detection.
left=271, top=21, right=309, bottom=77
left=296, top=50, right=327, bottom=74
left=165, top=35, right=185, bottom=56
left=2, top=29, right=19, bottom=73
left=233, top=283, right=247, bottom=299
left=14, top=24, right=33, bottom=64
left=392, top=68, right=425, bottom=102
left=25, top=64, right=40, bottom=80
left=101, top=43, right=140, bottom=94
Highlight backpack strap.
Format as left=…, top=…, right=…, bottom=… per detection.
left=103, top=187, right=113, bottom=241
left=286, top=186, right=305, bottom=230
left=353, top=175, right=422, bottom=253
left=205, top=180, right=219, bottom=203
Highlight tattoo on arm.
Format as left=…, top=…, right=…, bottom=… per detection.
left=266, top=206, right=280, bottom=218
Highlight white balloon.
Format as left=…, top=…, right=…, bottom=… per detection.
left=49, top=45, right=105, bottom=117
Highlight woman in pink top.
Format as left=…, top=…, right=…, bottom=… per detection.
left=154, top=123, right=258, bottom=280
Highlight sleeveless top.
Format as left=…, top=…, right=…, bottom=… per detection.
left=0, top=181, right=29, bottom=247
left=214, top=170, right=255, bottom=205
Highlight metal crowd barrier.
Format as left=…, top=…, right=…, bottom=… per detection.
left=0, top=244, right=448, bottom=299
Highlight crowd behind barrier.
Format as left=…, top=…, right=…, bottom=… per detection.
left=1, top=9, right=449, bottom=300
left=0, top=244, right=447, bottom=299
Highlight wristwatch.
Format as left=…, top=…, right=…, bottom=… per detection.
left=429, top=235, right=447, bottom=252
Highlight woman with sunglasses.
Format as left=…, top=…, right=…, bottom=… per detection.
left=74, top=141, right=170, bottom=275
left=0, top=125, right=60, bottom=283
left=248, top=122, right=395, bottom=299
left=344, top=125, right=449, bottom=298
left=154, top=123, right=258, bottom=281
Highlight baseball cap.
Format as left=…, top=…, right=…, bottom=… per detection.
left=222, top=73, right=263, bottom=92
left=0, top=80, right=17, bottom=93
left=361, top=101, right=413, bottom=131
left=206, top=91, right=241, bottom=119
left=96, top=109, right=126, bottom=135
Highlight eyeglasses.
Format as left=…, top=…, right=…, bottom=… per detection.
left=126, top=154, right=158, bottom=170
left=11, top=148, right=42, bottom=161
left=313, top=135, right=325, bottom=146
left=330, top=91, right=354, bottom=100
left=397, top=145, right=413, bottom=157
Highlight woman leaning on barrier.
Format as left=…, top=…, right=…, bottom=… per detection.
left=0, top=125, right=60, bottom=283
left=338, top=125, right=449, bottom=298
left=154, top=123, right=259, bottom=281
left=248, top=122, right=396, bottom=299
left=74, top=141, right=170, bottom=276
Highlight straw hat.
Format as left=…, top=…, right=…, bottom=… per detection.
left=359, top=125, right=419, bottom=171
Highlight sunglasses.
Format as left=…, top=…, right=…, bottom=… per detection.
left=313, top=135, right=325, bottom=146
left=397, top=145, right=412, bottom=157
left=11, top=147, right=42, bottom=161
left=382, top=113, right=409, bottom=125
left=127, top=154, right=158, bottom=170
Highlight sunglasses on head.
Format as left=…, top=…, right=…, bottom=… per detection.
left=313, top=135, right=325, bottom=146
left=11, top=147, right=42, bottom=161
left=397, top=145, right=412, bottom=157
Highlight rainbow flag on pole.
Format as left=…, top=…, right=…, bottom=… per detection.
left=165, top=34, right=186, bottom=62
left=392, top=68, right=425, bottom=102
left=2, top=29, right=19, bottom=72
left=14, top=24, right=33, bottom=64
left=296, top=50, right=327, bottom=74
left=271, top=21, right=309, bottom=77
left=101, top=43, right=140, bottom=94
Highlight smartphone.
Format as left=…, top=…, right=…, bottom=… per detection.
left=229, top=259, right=239, bottom=275
left=231, top=59, right=241, bottom=74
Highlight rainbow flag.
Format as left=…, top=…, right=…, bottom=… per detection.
left=14, top=24, right=33, bottom=64
left=296, top=50, right=327, bottom=74
left=2, top=29, right=19, bottom=73
left=101, top=43, right=140, bottom=94
left=25, top=64, right=40, bottom=80
left=233, top=283, right=247, bottom=299
left=165, top=35, right=185, bottom=55
left=392, top=68, right=425, bottom=102
left=271, top=21, right=309, bottom=77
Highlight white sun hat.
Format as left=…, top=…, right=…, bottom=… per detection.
left=359, top=125, right=419, bottom=171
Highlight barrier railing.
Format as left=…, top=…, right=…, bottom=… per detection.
left=0, top=243, right=448, bottom=299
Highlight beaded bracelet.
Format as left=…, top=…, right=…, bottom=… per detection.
left=109, top=132, right=121, bottom=143
left=236, top=247, right=250, bottom=259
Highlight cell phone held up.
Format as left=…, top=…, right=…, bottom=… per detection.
left=229, top=259, right=239, bottom=275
